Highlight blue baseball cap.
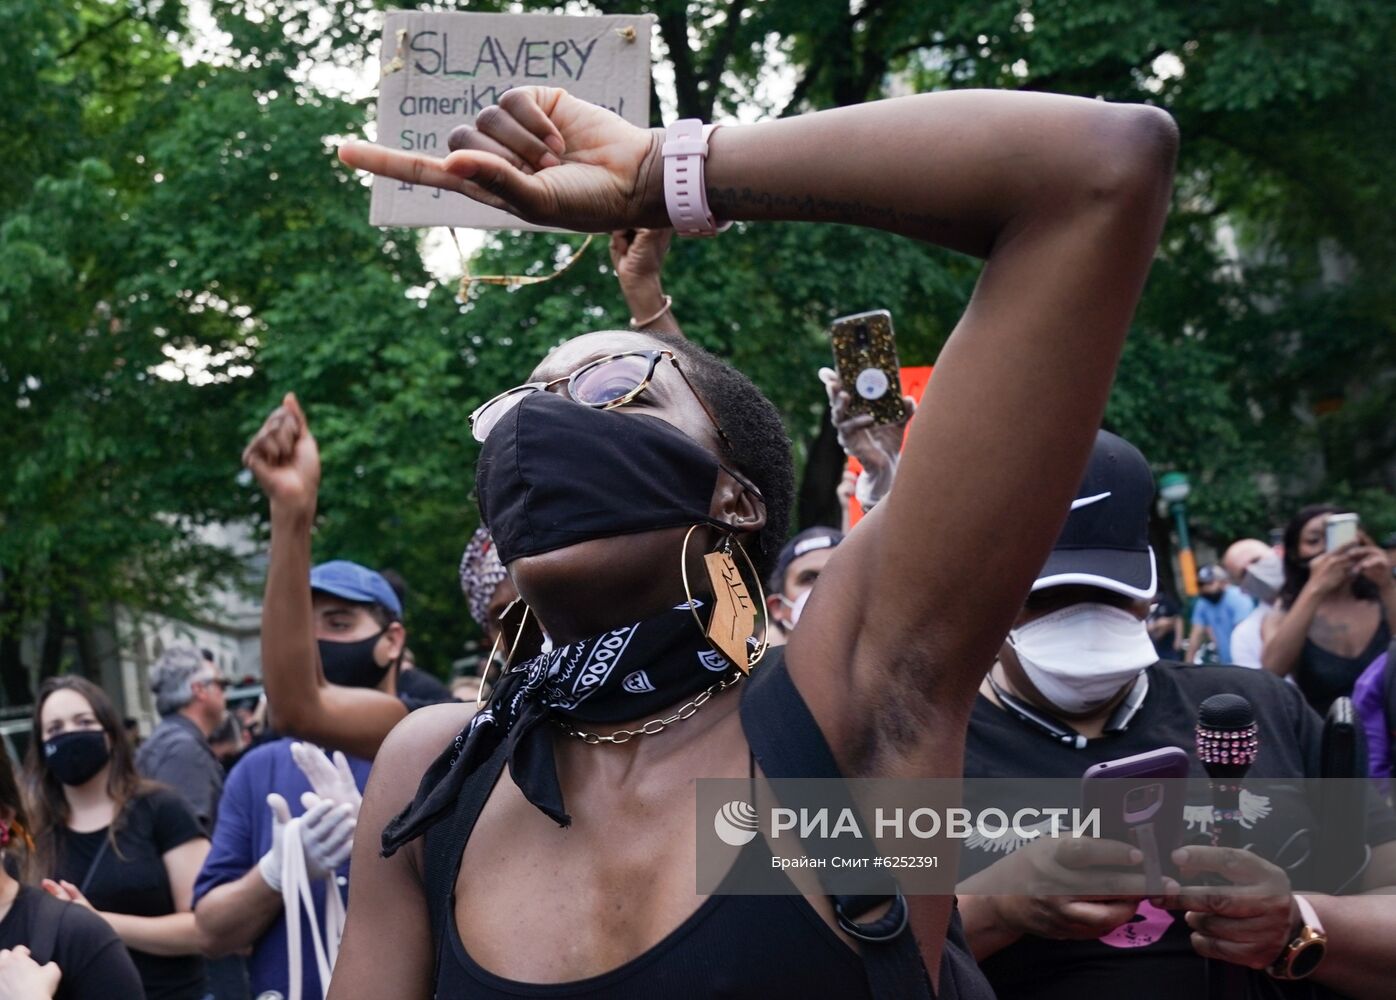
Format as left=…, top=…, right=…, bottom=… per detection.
left=309, top=560, right=403, bottom=619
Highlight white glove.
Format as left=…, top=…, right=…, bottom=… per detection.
left=298, top=791, right=356, bottom=880
left=290, top=742, right=362, bottom=819
left=257, top=793, right=292, bottom=892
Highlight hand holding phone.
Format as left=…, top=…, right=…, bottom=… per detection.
left=963, top=836, right=1157, bottom=942
left=830, top=310, right=908, bottom=426
left=1081, top=747, right=1189, bottom=894
left=1325, top=512, right=1359, bottom=553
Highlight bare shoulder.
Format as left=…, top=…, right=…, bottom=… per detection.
left=374, top=701, right=477, bottom=785
left=355, top=702, right=477, bottom=876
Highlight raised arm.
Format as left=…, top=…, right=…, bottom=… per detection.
left=243, top=394, right=408, bottom=760
left=341, top=87, right=1174, bottom=735
left=341, top=86, right=1174, bottom=988
left=610, top=228, right=682, bottom=335
left=764, top=93, right=1176, bottom=756
left=1261, top=544, right=1366, bottom=677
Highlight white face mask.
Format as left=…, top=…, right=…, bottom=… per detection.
left=1007, top=602, right=1158, bottom=715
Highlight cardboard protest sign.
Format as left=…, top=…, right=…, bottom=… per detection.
left=370, top=10, right=654, bottom=231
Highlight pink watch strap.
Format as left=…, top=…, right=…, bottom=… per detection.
left=662, top=120, right=729, bottom=237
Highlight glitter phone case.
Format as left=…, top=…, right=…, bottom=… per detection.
left=829, top=310, right=907, bottom=425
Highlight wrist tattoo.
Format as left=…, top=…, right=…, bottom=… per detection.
left=708, top=186, right=948, bottom=230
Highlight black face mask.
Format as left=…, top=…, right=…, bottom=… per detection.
left=44, top=730, right=110, bottom=787
left=1201, top=590, right=1225, bottom=604
left=477, top=390, right=728, bottom=565
left=318, top=632, right=388, bottom=689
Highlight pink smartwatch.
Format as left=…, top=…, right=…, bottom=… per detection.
left=662, top=120, right=730, bottom=237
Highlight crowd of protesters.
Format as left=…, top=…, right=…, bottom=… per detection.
left=2, top=84, right=1394, bottom=1000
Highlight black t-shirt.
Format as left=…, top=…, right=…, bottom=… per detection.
left=395, top=666, right=456, bottom=709
left=0, top=883, right=145, bottom=1000
left=52, top=788, right=207, bottom=1000
left=961, top=662, right=1396, bottom=1000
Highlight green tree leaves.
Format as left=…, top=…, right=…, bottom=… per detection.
left=4, top=0, right=1391, bottom=691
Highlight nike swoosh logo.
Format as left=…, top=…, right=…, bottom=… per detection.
left=1070, top=491, right=1112, bottom=510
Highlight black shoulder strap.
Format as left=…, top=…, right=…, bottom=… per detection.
left=423, top=737, right=510, bottom=995
left=740, top=653, right=946, bottom=1000
left=78, top=834, right=112, bottom=897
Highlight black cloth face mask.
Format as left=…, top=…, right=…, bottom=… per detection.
left=382, top=600, right=740, bottom=855
left=44, top=730, right=111, bottom=787
left=476, top=390, right=730, bottom=565
left=319, top=632, right=388, bottom=689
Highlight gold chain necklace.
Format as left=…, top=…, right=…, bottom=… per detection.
left=553, top=672, right=745, bottom=745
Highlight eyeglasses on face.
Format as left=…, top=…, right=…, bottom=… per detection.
left=468, top=350, right=731, bottom=449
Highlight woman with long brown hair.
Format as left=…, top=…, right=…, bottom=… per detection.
left=27, top=677, right=209, bottom=1000
left=0, top=720, right=142, bottom=999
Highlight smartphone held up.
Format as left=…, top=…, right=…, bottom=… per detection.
left=1325, top=512, right=1359, bottom=553
left=830, top=310, right=908, bottom=426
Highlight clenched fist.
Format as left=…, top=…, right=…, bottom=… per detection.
left=242, top=393, right=320, bottom=519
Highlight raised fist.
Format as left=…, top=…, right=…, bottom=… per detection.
left=242, top=392, right=320, bottom=518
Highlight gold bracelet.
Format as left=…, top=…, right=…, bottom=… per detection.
left=629, top=294, right=673, bottom=329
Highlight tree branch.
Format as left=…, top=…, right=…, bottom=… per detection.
left=58, top=10, right=137, bottom=61
left=777, top=67, right=814, bottom=118
left=699, top=0, right=749, bottom=98
left=656, top=5, right=706, bottom=120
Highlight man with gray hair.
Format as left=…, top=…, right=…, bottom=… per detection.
left=137, top=644, right=229, bottom=834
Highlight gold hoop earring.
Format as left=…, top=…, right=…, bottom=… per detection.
left=680, top=524, right=770, bottom=673
left=476, top=598, right=533, bottom=710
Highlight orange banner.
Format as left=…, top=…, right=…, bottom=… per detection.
left=845, top=366, right=932, bottom=528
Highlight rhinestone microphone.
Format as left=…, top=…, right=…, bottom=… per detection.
left=1195, top=693, right=1259, bottom=849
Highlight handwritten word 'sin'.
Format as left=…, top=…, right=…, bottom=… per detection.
left=408, top=33, right=598, bottom=80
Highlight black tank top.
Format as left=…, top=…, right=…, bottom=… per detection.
left=425, top=651, right=992, bottom=999
left=438, top=834, right=873, bottom=998
left=1297, top=616, right=1390, bottom=714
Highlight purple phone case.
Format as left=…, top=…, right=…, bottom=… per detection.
left=1081, top=747, right=1190, bottom=892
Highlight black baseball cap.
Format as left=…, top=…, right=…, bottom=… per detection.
left=1033, top=430, right=1157, bottom=599
left=769, top=527, right=844, bottom=593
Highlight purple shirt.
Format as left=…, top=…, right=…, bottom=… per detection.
left=1353, top=651, right=1390, bottom=779
left=194, top=738, right=372, bottom=999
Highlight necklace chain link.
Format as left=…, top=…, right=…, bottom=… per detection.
left=554, top=672, right=745, bottom=745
